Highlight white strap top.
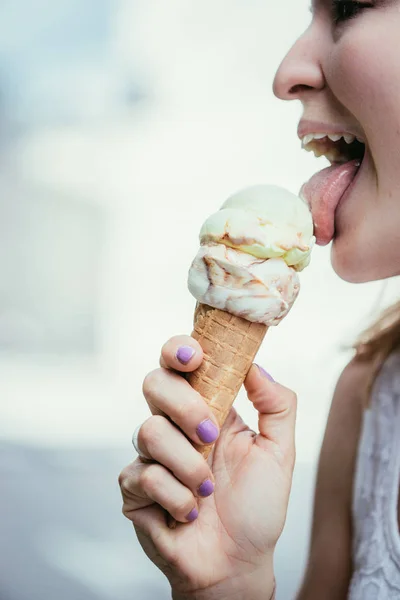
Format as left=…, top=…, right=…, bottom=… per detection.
left=349, top=351, right=400, bottom=599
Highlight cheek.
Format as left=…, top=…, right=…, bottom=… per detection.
left=326, top=24, right=400, bottom=123
left=321, top=17, right=400, bottom=283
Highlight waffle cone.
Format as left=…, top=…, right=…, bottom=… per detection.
left=188, top=303, right=268, bottom=459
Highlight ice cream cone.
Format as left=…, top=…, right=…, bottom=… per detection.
left=188, top=302, right=268, bottom=459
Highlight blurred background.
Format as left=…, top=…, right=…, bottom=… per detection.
left=1, top=1, right=399, bottom=599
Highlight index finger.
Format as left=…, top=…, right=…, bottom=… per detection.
left=160, top=335, right=203, bottom=372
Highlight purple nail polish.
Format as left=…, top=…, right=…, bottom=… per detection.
left=256, top=365, right=275, bottom=382
left=186, top=508, right=199, bottom=522
left=176, top=345, right=195, bottom=365
left=198, top=479, right=214, bottom=497
left=196, top=419, right=219, bottom=444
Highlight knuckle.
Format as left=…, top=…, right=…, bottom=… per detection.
left=138, top=465, right=154, bottom=491
left=142, top=368, right=166, bottom=399
left=274, top=385, right=297, bottom=411
left=121, top=502, right=131, bottom=519
left=121, top=503, right=139, bottom=523
left=139, top=464, right=163, bottom=494
left=118, top=467, right=128, bottom=489
left=140, top=415, right=166, bottom=451
left=119, top=470, right=134, bottom=497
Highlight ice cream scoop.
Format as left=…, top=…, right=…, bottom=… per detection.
left=200, top=184, right=314, bottom=268
left=188, top=245, right=300, bottom=326
left=188, top=185, right=315, bottom=326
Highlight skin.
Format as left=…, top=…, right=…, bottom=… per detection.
left=119, top=1, right=400, bottom=598
left=274, top=0, right=400, bottom=283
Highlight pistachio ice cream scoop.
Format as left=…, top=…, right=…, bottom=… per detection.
left=200, top=184, right=314, bottom=268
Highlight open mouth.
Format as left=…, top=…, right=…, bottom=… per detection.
left=299, top=132, right=367, bottom=246
left=301, top=132, right=366, bottom=166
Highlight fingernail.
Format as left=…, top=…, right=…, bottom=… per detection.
left=176, top=345, right=195, bottom=365
left=256, top=365, right=275, bottom=383
left=198, top=479, right=214, bottom=497
left=196, top=419, right=219, bottom=444
left=186, top=508, right=199, bottom=522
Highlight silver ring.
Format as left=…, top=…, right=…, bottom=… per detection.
left=132, top=424, right=150, bottom=460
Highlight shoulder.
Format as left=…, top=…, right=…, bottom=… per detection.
left=329, top=356, right=371, bottom=422
left=336, top=349, right=400, bottom=413
left=335, top=356, right=372, bottom=398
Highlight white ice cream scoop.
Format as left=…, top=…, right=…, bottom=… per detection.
left=188, top=184, right=315, bottom=326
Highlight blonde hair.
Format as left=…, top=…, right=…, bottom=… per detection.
left=354, top=300, right=400, bottom=403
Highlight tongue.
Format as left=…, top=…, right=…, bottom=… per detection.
left=300, top=159, right=360, bottom=246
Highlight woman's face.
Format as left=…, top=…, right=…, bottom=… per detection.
left=273, top=1, right=400, bottom=283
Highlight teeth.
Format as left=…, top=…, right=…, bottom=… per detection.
left=302, top=134, right=314, bottom=146
left=301, top=131, right=365, bottom=163
left=302, top=132, right=360, bottom=146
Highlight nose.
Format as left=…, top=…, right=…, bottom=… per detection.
left=273, top=28, right=325, bottom=101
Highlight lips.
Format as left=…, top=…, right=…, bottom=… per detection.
left=300, top=159, right=361, bottom=246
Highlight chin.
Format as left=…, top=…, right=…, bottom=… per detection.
left=331, top=240, right=398, bottom=284
left=330, top=240, right=376, bottom=284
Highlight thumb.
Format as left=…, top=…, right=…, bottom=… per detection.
left=244, top=364, right=297, bottom=463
